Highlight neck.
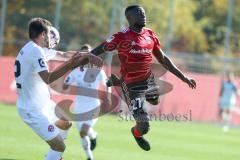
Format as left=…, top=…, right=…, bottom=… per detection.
left=129, top=25, right=143, bottom=33
left=32, top=38, right=43, bottom=47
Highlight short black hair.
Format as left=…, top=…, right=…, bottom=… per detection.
left=28, top=17, right=52, bottom=39
left=125, top=5, right=141, bottom=17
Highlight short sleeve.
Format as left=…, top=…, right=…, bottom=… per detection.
left=102, top=32, right=122, bottom=52
left=64, top=70, right=76, bottom=85
left=43, top=48, right=57, bottom=61
left=150, top=31, right=161, bottom=51
left=32, top=47, right=48, bottom=73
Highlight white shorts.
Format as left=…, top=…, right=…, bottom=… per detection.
left=17, top=101, right=60, bottom=141
left=76, top=118, right=98, bottom=131
left=42, top=100, right=59, bottom=123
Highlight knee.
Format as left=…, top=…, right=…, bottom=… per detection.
left=80, top=130, right=87, bottom=137
left=137, top=122, right=150, bottom=135
left=51, top=142, right=66, bottom=152
left=80, top=124, right=90, bottom=137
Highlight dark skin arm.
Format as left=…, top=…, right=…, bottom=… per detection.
left=90, top=43, right=106, bottom=56
left=91, top=39, right=196, bottom=88
left=154, top=49, right=196, bottom=89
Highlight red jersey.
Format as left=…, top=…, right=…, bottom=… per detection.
left=103, top=27, right=161, bottom=84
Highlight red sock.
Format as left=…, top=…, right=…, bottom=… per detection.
left=133, top=127, right=142, bottom=137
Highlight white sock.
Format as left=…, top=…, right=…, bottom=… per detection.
left=81, top=136, right=93, bottom=159
left=59, top=129, right=69, bottom=140
left=88, top=127, right=97, bottom=140
left=45, top=149, right=63, bottom=160
left=222, top=112, right=231, bottom=127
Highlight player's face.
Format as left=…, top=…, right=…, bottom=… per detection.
left=132, top=7, right=146, bottom=27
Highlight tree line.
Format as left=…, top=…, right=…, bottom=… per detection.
left=2, top=0, right=240, bottom=57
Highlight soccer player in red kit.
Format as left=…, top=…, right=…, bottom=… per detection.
left=91, top=5, right=196, bottom=151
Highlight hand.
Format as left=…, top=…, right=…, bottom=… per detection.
left=183, top=76, right=196, bottom=89
left=88, top=54, right=103, bottom=68
left=69, top=52, right=88, bottom=69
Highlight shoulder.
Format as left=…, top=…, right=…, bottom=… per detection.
left=113, top=27, right=130, bottom=36
left=31, top=43, right=45, bottom=57
left=144, top=27, right=153, bottom=32
left=144, top=27, right=157, bottom=36
left=23, top=42, right=45, bottom=62
left=105, top=28, right=130, bottom=43
left=120, top=27, right=130, bottom=33
left=22, top=41, right=42, bottom=54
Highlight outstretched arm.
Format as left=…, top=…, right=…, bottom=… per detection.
left=39, top=52, right=102, bottom=84
left=90, top=43, right=106, bottom=56
left=153, top=49, right=196, bottom=89
left=39, top=53, right=89, bottom=84
left=55, top=51, right=80, bottom=61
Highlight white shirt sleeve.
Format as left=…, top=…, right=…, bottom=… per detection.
left=32, top=47, right=49, bottom=73
left=43, top=48, right=57, bottom=61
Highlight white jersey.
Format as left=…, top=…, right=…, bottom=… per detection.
left=64, top=67, right=107, bottom=113
left=43, top=48, right=57, bottom=61
left=15, top=41, right=56, bottom=111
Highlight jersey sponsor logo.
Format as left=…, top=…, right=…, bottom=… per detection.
left=48, top=125, right=55, bottom=132
left=106, top=35, right=115, bottom=43
left=38, top=58, right=46, bottom=67
left=129, top=48, right=151, bottom=54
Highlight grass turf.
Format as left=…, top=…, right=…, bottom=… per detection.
left=0, top=103, right=240, bottom=160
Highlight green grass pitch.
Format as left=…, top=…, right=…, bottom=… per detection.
left=0, top=103, right=240, bottom=160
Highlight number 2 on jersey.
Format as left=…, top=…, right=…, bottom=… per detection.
left=14, top=60, right=21, bottom=78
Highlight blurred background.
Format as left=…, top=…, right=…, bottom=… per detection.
left=0, top=0, right=240, bottom=160
left=1, top=0, right=240, bottom=73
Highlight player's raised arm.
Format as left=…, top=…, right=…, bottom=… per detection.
left=153, top=48, right=196, bottom=89
left=91, top=32, right=122, bottom=56
left=90, top=43, right=106, bottom=56
left=39, top=52, right=90, bottom=84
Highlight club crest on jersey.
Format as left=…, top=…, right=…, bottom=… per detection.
left=106, top=35, right=115, bottom=43
left=48, top=125, right=55, bottom=132
left=131, top=41, right=136, bottom=46
left=38, top=58, right=46, bottom=67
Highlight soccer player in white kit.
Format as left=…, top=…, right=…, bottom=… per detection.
left=64, top=44, right=107, bottom=160
left=14, top=18, right=102, bottom=160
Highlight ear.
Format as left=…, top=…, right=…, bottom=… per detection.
left=126, top=14, right=131, bottom=23
left=40, top=31, right=45, bottom=39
